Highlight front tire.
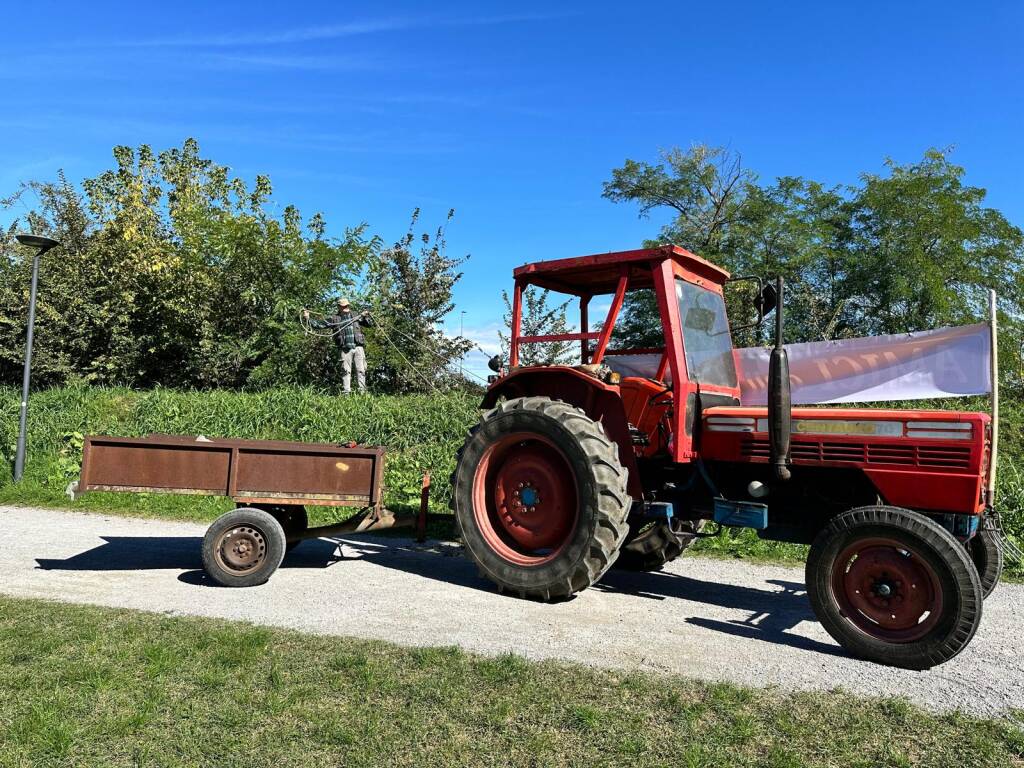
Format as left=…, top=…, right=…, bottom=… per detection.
left=806, top=505, right=982, bottom=670
left=452, top=397, right=630, bottom=600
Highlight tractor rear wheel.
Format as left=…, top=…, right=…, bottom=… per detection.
left=452, top=397, right=630, bottom=600
left=615, top=520, right=702, bottom=571
left=969, top=526, right=1003, bottom=599
left=806, top=505, right=982, bottom=670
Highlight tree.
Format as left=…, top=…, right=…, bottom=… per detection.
left=361, top=209, right=474, bottom=393
left=843, top=150, right=1024, bottom=336
left=603, top=145, right=1024, bottom=350
left=499, top=286, right=574, bottom=366
left=603, top=145, right=752, bottom=347
left=0, top=140, right=371, bottom=389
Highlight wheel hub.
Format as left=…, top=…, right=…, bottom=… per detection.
left=473, top=432, right=579, bottom=565
left=831, top=538, right=942, bottom=643
left=218, top=526, right=267, bottom=572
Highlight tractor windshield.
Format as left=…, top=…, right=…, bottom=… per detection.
left=676, top=279, right=738, bottom=388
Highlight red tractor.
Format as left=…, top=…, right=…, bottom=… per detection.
left=451, top=245, right=1002, bottom=670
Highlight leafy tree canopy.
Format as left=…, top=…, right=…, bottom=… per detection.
left=1, top=141, right=474, bottom=394
left=604, top=146, right=1024, bottom=362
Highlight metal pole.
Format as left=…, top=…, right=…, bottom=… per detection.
left=987, top=289, right=999, bottom=505
left=14, top=251, right=41, bottom=481
left=459, top=310, right=466, bottom=376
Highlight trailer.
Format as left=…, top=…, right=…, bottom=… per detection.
left=78, top=434, right=422, bottom=586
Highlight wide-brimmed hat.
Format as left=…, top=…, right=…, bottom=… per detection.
left=337, top=298, right=351, bottom=308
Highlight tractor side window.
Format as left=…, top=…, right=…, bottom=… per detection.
left=676, top=279, right=738, bottom=388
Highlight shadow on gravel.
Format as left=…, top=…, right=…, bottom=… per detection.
left=597, top=571, right=841, bottom=656
left=35, top=535, right=344, bottom=573
left=34, top=534, right=839, bottom=656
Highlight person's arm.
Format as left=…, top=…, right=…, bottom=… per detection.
left=304, top=309, right=328, bottom=331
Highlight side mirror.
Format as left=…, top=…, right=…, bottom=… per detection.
left=756, top=282, right=778, bottom=317
left=726, top=275, right=777, bottom=333
left=488, top=355, right=503, bottom=372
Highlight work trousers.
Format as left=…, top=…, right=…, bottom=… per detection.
left=340, top=346, right=367, bottom=393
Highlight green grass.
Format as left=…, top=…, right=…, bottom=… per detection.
left=0, top=595, right=1021, bottom=768
left=1, top=385, right=1022, bottom=574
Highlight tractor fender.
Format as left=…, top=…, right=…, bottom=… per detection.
left=481, top=367, right=642, bottom=499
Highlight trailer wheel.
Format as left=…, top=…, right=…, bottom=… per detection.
left=202, top=507, right=287, bottom=587
left=969, top=527, right=1003, bottom=599
left=806, top=505, right=982, bottom=670
left=452, top=397, right=630, bottom=600
left=615, top=520, right=702, bottom=571
left=252, top=505, right=308, bottom=553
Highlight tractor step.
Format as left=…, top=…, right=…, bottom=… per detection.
left=713, top=498, right=768, bottom=529
left=642, top=501, right=674, bottom=521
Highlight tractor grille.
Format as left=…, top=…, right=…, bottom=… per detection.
left=741, top=438, right=972, bottom=469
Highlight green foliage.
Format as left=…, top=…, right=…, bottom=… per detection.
left=603, top=145, right=1024, bottom=353
left=499, top=285, right=575, bottom=365
left=360, top=208, right=475, bottom=393
left=0, top=385, right=479, bottom=516
left=0, top=140, right=373, bottom=390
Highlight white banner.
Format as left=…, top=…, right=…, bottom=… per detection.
left=736, top=323, right=992, bottom=405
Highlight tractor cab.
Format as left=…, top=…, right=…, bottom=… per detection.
left=491, top=245, right=744, bottom=464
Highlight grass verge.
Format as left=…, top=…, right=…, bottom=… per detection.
left=1, top=595, right=1022, bottom=768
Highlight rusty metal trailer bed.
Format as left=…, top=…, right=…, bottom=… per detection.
left=79, top=434, right=425, bottom=586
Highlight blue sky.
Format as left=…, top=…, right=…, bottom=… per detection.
left=2, top=1, right=1022, bottom=379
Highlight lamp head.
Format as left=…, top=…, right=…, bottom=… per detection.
left=15, top=234, right=61, bottom=254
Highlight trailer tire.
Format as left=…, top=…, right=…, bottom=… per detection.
left=254, top=505, right=308, bottom=553
left=615, top=520, right=702, bottom=571
left=202, top=507, right=287, bottom=587
left=452, top=396, right=630, bottom=601
left=969, top=527, right=1003, bottom=599
left=806, top=505, right=982, bottom=670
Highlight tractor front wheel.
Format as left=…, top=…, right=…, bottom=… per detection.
left=452, top=397, right=630, bottom=600
left=806, top=505, right=982, bottom=670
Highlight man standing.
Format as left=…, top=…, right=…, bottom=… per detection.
left=304, top=299, right=372, bottom=394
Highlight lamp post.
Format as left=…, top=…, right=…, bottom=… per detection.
left=459, top=310, right=466, bottom=376
left=13, top=234, right=60, bottom=482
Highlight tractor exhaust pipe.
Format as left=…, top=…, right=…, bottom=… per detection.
left=767, top=276, right=791, bottom=481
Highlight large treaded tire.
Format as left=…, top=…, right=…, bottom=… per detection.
left=452, top=397, right=630, bottom=601
left=806, top=505, right=982, bottom=670
left=969, top=526, right=1004, bottom=599
left=615, top=520, right=702, bottom=571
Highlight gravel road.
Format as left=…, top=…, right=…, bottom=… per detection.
left=1, top=504, right=1021, bottom=717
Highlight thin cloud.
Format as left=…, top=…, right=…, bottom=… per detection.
left=198, top=52, right=380, bottom=72
left=111, top=12, right=570, bottom=49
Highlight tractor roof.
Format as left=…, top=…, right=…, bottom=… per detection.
left=512, top=245, right=730, bottom=296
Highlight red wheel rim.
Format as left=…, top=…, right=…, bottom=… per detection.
left=472, top=432, right=579, bottom=566
left=830, top=536, right=943, bottom=643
